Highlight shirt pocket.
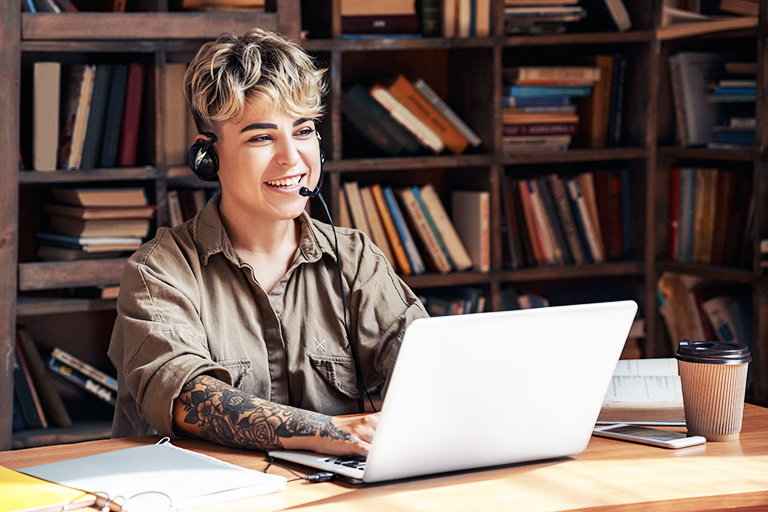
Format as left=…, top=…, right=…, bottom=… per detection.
left=215, top=358, right=253, bottom=388
left=307, top=353, right=361, bottom=400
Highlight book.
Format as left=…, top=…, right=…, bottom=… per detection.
left=505, top=85, right=593, bottom=97
left=51, top=347, right=118, bottom=393
left=48, top=356, right=116, bottom=406
left=118, top=62, right=146, bottom=167
left=718, top=0, right=760, bottom=16
left=163, top=62, right=190, bottom=166
left=669, top=52, right=729, bottom=146
left=502, top=122, right=578, bottom=137
left=0, top=465, right=95, bottom=512
left=691, top=167, right=717, bottom=265
left=657, top=272, right=709, bottom=350
left=442, top=0, right=457, bottom=37
left=343, top=181, right=373, bottom=238
left=341, top=83, right=421, bottom=156
left=16, top=327, right=72, bottom=428
left=597, top=358, right=685, bottom=425
left=342, top=14, right=420, bottom=34
left=43, top=203, right=155, bottom=220
left=382, top=74, right=470, bottom=154
left=52, top=186, right=148, bottom=207
left=49, top=216, right=150, bottom=238
left=37, top=245, right=125, bottom=261
left=396, top=187, right=453, bottom=273
left=167, top=189, right=185, bottom=228
left=371, top=184, right=412, bottom=275
left=33, top=62, right=61, bottom=172
left=336, top=187, right=353, bottom=229
left=675, top=167, right=696, bottom=262
left=504, top=66, right=602, bottom=86
left=666, top=167, right=680, bottom=260
left=359, top=186, right=395, bottom=265
left=566, top=177, right=604, bottom=263
left=341, top=0, right=416, bottom=15
left=36, top=232, right=143, bottom=252
left=576, top=0, right=632, bottom=32
left=573, top=55, right=614, bottom=148
left=57, top=64, right=95, bottom=170
left=452, top=191, right=490, bottom=272
left=100, top=63, right=128, bottom=168
left=575, top=172, right=606, bottom=260
left=383, top=186, right=426, bottom=275
left=20, top=439, right=286, bottom=510
left=411, top=77, right=482, bottom=147
left=418, top=184, right=473, bottom=271
left=369, top=83, right=445, bottom=153
left=13, top=340, right=46, bottom=430
left=544, top=174, right=588, bottom=265
left=606, top=52, right=628, bottom=147
left=79, top=64, right=113, bottom=170
left=535, top=177, right=573, bottom=265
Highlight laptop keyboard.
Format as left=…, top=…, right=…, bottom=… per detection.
left=323, top=456, right=367, bottom=471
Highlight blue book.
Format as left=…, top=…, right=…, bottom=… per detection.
left=382, top=186, right=425, bottom=275
left=676, top=168, right=696, bottom=263
left=712, top=130, right=755, bottom=145
left=502, top=95, right=573, bottom=108
left=411, top=186, right=455, bottom=271
left=505, top=85, right=592, bottom=98
left=710, top=86, right=756, bottom=96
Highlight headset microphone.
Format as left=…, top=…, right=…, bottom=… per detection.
left=299, top=149, right=325, bottom=198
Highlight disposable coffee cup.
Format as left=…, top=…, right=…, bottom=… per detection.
left=675, top=339, right=751, bottom=442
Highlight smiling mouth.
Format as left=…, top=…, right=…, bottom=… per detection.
left=265, top=175, right=303, bottom=188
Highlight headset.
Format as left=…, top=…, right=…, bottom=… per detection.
left=186, top=130, right=374, bottom=413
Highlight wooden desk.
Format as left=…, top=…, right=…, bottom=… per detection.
left=3, top=404, right=768, bottom=512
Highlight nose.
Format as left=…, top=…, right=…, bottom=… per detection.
left=275, top=136, right=300, bottom=167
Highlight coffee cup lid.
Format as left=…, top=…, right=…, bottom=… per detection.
left=675, top=339, right=752, bottom=365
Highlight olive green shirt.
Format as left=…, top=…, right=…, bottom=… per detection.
left=108, top=194, right=427, bottom=438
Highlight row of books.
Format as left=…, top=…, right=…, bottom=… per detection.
left=501, top=56, right=628, bottom=152
left=418, top=287, right=487, bottom=317
left=500, top=170, right=630, bottom=270
left=657, top=272, right=753, bottom=382
left=342, top=75, right=481, bottom=157
left=504, top=0, right=631, bottom=36
left=167, top=188, right=218, bottom=227
left=36, top=186, right=153, bottom=261
left=31, top=61, right=146, bottom=172
left=339, top=0, right=491, bottom=38
left=666, top=167, right=752, bottom=267
left=669, top=52, right=757, bottom=148
left=338, top=182, right=489, bottom=276
left=13, top=326, right=117, bottom=433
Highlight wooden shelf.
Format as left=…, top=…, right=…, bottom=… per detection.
left=19, top=168, right=159, bottom=184
left=11, top=420, right=113, bottom=450
left=18, top=259, right=128, bottom=292
left=17, top=296, right=117, bottom=317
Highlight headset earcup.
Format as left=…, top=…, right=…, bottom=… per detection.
left=188, top=141, right=219, bottom=181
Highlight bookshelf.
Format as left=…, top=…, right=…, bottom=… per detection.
left=1, top=0, right=766, bottom=450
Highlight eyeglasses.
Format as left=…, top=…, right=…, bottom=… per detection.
left=62, top=490, right=179, bottom=512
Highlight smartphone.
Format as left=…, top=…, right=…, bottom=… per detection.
left=593, top=424, right=706, bottom=449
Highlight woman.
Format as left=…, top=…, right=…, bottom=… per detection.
left=108, top=28, right=427, bottom=457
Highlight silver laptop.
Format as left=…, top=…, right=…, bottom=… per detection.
left=269, top=300, right=638, bottom=483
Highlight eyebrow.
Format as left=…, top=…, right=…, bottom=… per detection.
left=240, top=118, right=314, bottom=133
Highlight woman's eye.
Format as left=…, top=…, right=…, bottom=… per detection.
left=249, top=134, right=270, bottom=143
left=296, top=127, right=314, bottom=138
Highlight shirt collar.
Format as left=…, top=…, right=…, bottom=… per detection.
left=192, top=193, right=336, bottom=266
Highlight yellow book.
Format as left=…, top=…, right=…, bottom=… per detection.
left=0, top=465, right=95, bottom=512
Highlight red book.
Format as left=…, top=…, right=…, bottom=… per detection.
left=118, top=62, right=145, bottom=167
left=666, top=167, right=680, bottom=261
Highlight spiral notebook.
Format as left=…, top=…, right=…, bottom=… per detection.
left=20, top=438, right=286, bottom=510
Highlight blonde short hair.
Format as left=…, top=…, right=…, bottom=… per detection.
left=184, top=28, right=327, bottom=133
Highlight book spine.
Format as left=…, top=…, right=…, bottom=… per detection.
left=101, top=64, right=129, bottom=167
left=51, top=347, right=118, bottom=392
left=14, top=341, right=47, bottom=429
left=502, top=123, right=578, bottom=136
left=506, top=66, right=601, bottom=84
left=48, top=357, right=116, bottom=406
left=68, top=64, right=96, bottom=170
left=397, top=187, right=453, bottom=273
left=412, top=186, right=456, bottom=270
left=676, top=168, right=696, bottom=263
left=545, top=174, right=586, bottom=265
left=452, top=191, right=490, bottom=272
left=359, top=186, right=395, bottom=264
left=341, top=14, right=420, bottom=34
left=383, top=186, right=426, bottom=274
left=536, top=177, right=573, bottom=265
left=416, top=0, right=441, bottom=36
left=607, top=53, right=627, bottom=147
left=412, top=77, right=482, bottom=147
left=371, top=184, right=412, bottom=275
left=118, top=62, right=146, bottom=167
left=566, top=178, right=604, bottom=263
left=518, top=180, right=548, bottom=266
left=505, top=85, right=592, bottom=97
left=33, top=62, right=61, bottom=172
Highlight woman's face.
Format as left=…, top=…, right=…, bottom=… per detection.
left=214, top=100, right=321, bottom=224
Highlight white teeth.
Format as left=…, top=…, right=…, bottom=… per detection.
left=267, top=176, right=301, bottom=187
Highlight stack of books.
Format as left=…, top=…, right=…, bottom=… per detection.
left=501, top=66, right=602, bottom=152
left=37, top=186, right=154, bottom=260
left=31, top=61, right=146, bottom=172
left=342, top=0, right=420, bottom=38
left=707, top=61, right=756, bottom=149
left=339, top=182, right=480, bottom=276
left=342, top=75, right=482, bottom=157
left=500, top=171, right=630, bottom=269
left=418, top=287, right=486, bottom=317
left=504, top=0, right=586, bottom=35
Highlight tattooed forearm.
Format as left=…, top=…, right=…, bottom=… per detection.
left=176, top=374, right=352, bottom=450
